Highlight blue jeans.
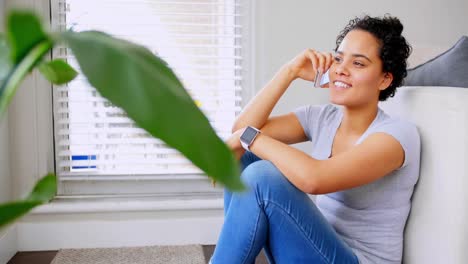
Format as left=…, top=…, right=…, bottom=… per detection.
left=210, top=152, right=359, bottom=264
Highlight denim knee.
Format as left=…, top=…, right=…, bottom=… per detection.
left=241, top=160, right=289, bottom=193
left=240, top=151, right=262, bottom=171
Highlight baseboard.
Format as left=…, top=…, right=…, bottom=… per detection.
left=0, top=225, right=18, bottom=264
left=16, top=211, right=223, bottom=251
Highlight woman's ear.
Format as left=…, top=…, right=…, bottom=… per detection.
left=379, top=72, right=394, bottom=90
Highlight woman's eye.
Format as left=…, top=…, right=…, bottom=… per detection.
left=354, top=61, right=365, bottom=67
left=333, top=56, right=342, bottom=63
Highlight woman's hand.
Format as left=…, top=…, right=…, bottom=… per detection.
left=286, top=49, right=334, bottom=82
left=226, top=128, right=246, bottom=161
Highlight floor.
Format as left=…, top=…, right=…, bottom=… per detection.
left=7, top=251, right=57, bottom=264
left=7, top=245, right=269, bottom=264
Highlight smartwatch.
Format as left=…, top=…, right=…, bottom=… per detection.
left=240, top=126, right=261, bottom=151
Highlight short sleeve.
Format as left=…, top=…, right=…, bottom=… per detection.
left=373, top=120, right=421, bottom=169
left=293, top=104, right=328, bottom=142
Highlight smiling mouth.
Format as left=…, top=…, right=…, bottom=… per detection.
left=333, top=81, right=352, bottom=89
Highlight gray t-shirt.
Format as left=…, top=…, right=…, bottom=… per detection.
left=294, top=104, right=421, bottom=264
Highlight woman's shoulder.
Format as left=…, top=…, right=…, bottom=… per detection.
left=371, top=109, right=421, bottom=166
left=375, top=109, right=420, bottom=138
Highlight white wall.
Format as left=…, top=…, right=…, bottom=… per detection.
left=0, top=114, right=15, bottom=264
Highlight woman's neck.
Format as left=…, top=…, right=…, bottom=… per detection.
left=339, top=103, right=379, bottom=136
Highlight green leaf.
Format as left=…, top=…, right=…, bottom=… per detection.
left=0, top=40, right=53, bottom=116
left=0, top=174, right=56, bottom=228
left=0, top=201, right=42, bottom=228
left=26, top=173, right=57, bottom=202
left=62, top=31, right=244, bottom=191
left=38, top=59, right=78, bottom=85
left=7, top=11, right=49, bottom=64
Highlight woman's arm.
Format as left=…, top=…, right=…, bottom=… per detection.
left=231, top=65, right=295, bottom=133
left=244, top=132, right=404, bottom=194
left=232, top=49, right=333, bottom=135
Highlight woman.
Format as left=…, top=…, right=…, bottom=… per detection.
left=210, top=15, right=419, bottom=264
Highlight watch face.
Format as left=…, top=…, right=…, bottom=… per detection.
left=241, top=127, right=258, bottom=143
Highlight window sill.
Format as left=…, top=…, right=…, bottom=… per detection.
left=30, top=194, right=224, bottom=214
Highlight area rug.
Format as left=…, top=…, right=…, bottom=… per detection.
left=50, top=244, right=206, bottom=264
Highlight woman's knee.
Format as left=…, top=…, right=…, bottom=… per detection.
left=241, top=160, right=287, bottom=189
left=240, top=151, right=262, bottom=171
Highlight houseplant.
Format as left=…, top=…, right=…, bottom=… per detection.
left=0, top=11, right=244, bottom=228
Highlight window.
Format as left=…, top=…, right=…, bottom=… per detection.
left=51, top=0, right=249, bottom=196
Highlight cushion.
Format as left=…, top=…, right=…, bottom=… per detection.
left=407, top=44, right=450, bottom=68
left=404, top=36, right=468, bottom=87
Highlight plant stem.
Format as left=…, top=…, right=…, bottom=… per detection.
left=0, top=40, right=53, bottom=114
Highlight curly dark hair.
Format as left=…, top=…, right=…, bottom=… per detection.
left=335, top=15, right=412, bottom=101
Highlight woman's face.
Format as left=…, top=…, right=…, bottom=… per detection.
left=329, top=29, right=393, bottom=108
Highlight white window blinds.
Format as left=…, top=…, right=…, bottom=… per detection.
left=52, top=0, right=243, bottom=180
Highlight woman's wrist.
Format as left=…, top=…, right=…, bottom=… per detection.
left=228, top=129, right=244, bottom=151
left=281, top=64, right=298, bottom=83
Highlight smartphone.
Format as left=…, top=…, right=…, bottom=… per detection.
left=313, top=69, right=330, bottom=88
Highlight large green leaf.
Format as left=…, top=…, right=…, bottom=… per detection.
left=6, top=11, right=49, bottom=64
left=61, top=31, right=243, bottom=190
left=38, top=59, right=78, bottom=85
left=0, top=174, right=57, bottom=228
